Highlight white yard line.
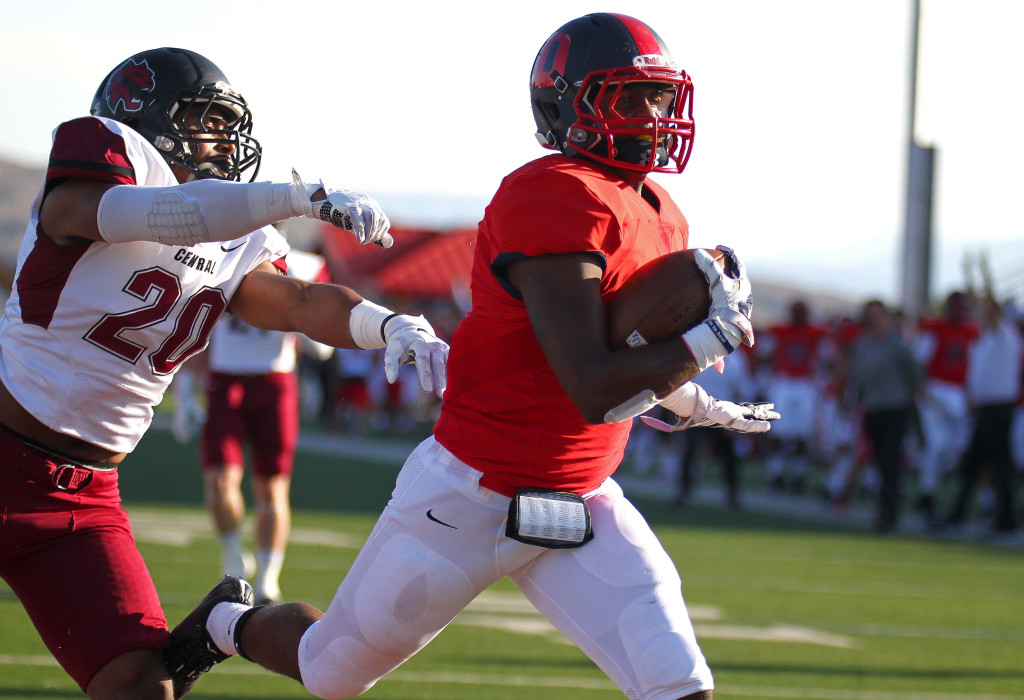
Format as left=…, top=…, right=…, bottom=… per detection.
left=0, top=656, right=1017, bottom=700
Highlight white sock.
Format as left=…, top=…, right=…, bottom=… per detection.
left=254, top=548, right=285, bottom=601
left=206, top=601, right=250, bottom=656
left=219, top=531, right=254, bottom=578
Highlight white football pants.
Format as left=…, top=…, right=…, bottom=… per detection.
left=916, top=379, right=971, bottom=494
left=298, top=436, right=713, bottom=699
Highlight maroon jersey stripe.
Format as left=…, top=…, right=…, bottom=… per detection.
left=46, top=117, right=137, bottom=186
left=17, top=233, right=92, bottom=329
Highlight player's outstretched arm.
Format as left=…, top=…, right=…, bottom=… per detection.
left=230, top=265, right=447, bottom=397
left=39, top=170, right=392, bottom=247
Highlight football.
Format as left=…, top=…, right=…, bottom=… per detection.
left=607, top=248, right=724, bottom=349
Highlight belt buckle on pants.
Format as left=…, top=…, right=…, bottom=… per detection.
left=52, top=464, right=93, bottom=491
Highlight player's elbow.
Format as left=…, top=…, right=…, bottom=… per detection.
left=577, top=403, right=611, bottom=425
left=565, top=382, right=634, bottom=425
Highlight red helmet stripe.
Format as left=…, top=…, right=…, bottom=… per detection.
left=608, top=14, right=664, bottom=55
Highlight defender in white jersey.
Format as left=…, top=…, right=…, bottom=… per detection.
left=0, top=47, right=448, bottom=699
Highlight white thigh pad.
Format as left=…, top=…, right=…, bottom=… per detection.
left=352, top=534, right=476, bottom=653
left=300, top=535, right=479, bottom=699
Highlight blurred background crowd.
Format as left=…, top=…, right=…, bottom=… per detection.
left=626, top=258, right=1024, bottom=541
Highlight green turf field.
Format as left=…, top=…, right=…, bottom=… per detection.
left=2, top=425, right=1022, bottom=699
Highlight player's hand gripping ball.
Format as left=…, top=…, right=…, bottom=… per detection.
left=607, top=248, right=727, bottom=349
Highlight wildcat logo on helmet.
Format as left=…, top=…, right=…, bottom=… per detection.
left=104, top=59, right=157, bottom=113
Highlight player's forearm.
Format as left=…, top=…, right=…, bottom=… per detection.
left=96, top=179, right=303, bottom=246
left=561, top=341, right=701, bottom=424
left=280, top=283, right=369, bottom=350
left=230, top=271, right=363, bottom=349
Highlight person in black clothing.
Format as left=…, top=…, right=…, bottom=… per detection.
left=844, top=300, right=923, bottom=533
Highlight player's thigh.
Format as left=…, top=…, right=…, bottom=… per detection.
left=0, top=463, right=167, bottom=692
left=202, top=375, right=247, bottom=469
left=300, top=438, right=537, bottom=695
left=246, top=373, right=299, bottom=477
left=511, top=479, right=713, bottom=700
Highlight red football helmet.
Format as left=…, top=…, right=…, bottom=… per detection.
left=530, top=13, right=694, bottom=174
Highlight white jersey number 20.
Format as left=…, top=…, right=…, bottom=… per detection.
left=84, top=267, right=226, bottom=375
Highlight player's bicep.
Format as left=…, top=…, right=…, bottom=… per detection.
left=39, top=179, right=118, bottom=245
left=509, top=253, right=611, bottom=402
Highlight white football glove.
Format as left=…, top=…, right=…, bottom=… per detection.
left=290, top=169, right=393, bottom=248
left=681, top=246, right=755, bottom=371
left=383, top=314, right=449, bottom=398
left=171, top=370, right=206, bottom=444
left=640, top=382, right=779, bottom=434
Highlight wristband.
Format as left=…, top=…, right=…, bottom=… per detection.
left=349, top=300, right=396, bottom=349
left=681, top=323, right=728, bottom=372
left=659, top=382, right=701, bottom=417
left=381, top=312, right=402, bottom=341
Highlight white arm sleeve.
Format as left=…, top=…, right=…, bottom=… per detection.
left=96, top=179, right=305, bottom=246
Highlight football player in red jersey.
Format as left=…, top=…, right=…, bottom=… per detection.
left=759, top=300, right=833, bottom=493
left=172, top=15, right=776, bottom=699
left=0, top=47, right=448, bottom=699
left=913, top=291, right=980, bottom=523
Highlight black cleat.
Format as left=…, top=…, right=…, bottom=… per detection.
left=163, top=575, right=253, bottom=684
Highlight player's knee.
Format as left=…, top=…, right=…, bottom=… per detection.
left=619, top=588, right=712, bottom=695
left=204, top=468, right=241, bottom=498
left=300, top=635, right=378, bottom=699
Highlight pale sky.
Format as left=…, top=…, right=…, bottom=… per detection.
left=1, top=0, right=1022, bottom=307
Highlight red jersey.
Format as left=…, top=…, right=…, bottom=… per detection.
left=433, top=155, right=689, bottom=497
left=766, top=323, right=829, bottom=379
left=918, top=319, right=980, bottom=385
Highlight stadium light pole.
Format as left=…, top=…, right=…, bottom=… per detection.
left=901, top=0, right=936, bottom=325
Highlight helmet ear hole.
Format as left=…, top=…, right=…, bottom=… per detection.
left=543, top=102, right=561, bottom=122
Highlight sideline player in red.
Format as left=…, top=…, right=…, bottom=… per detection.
left=0, top=47, right=448, bottom=699
left=913, top=291, right=979, bottom=522
left=759, top=300, right=832, bottom=493
left=169, top=15, right=776, bottom=699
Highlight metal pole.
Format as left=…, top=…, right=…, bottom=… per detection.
left=901, top=0, right=935, bottom=325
